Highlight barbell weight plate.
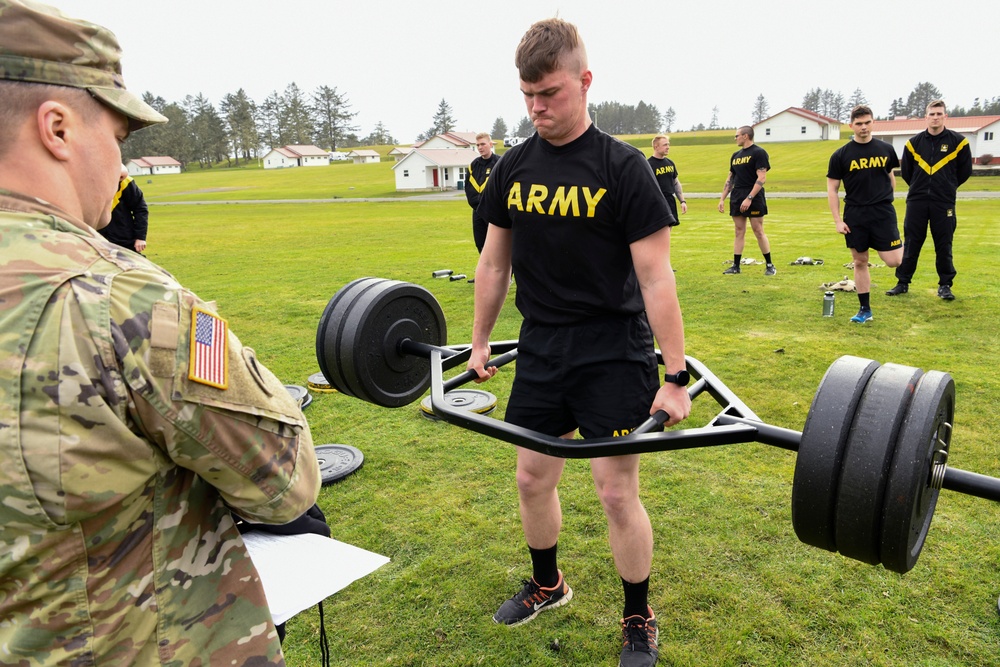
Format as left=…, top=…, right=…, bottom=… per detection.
left=793, top=356, right=881, bottom=552
left=315, top=444, right=364, bottom=485
left=307, top=371, right=338, bottom=394
left=419, top=389, right=498, bottom=419
left=336, top=280, right=447, bottom=408
left=284, top=384, right=309, bottom=406
left=879, top=370, right=954, bottom=574
left=316, top=277, right=388, bottom=398
left=835, top=363, right=924, bottom=565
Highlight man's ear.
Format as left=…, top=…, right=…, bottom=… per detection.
left=36, top=100, right=74, bottom=161
left=581, top=70, right=593, bottom=94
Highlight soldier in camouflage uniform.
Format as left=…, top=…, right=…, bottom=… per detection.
left=0, top=2, right=321, bottom=665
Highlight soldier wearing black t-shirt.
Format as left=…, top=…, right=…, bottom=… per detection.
left=718, top=126, right=775, bottom=275
left=826, top=105, right=903, bottom=323
left=647, top=135, right=686, bottom=225
left=465, top=132, right=501, bottom=256
left=468, top=18, right=690, bottom=667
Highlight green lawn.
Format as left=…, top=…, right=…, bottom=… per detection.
left=141, top=136, right=999, bottom=203
left=145, top=194, right=1000, bottom=667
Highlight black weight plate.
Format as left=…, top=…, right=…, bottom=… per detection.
left=793, top=356, right=880, bottom=552
left=315, top=444, right=364, bottom=485
left=284, top=384, right=309, bottom=407
left=835, top=363, right=924, bottom=565
left=316, top=278, right=388, bottom=398
left=338, top=280, right=446, bottom=408
left=880, top=371, right=954, bottom=573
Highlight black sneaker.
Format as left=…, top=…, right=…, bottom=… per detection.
left=885, top=283, right=908, bottom=296
left=619, top=606, right=659, bottom=667
left=492, top=571, right=572, bottom=627
left=722, top=264, right=740, bottom=275
left=764, top=263, right=776, bottom=276
left=938, top=285, right=955, bottom=300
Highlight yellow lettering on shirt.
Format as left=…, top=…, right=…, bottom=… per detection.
left=507, top=182, right=523, bottom=211
left=548, top=186, right=580, bottom=216
left=505, top=183, right=608, bottom=218
left=526, top=184, right=549, bottom=213
left=848, top=156, right=888, bottom=171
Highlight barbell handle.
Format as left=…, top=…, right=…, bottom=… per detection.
left=443, top=349, right=520, bottom=392
left=632, top=410, right=669, bottom=435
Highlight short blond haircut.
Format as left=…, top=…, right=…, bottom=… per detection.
left=926, top=99, right=946, bottom=114
left=475, top=132, right=491, bottom=142
left=514, top=18, right=588, bottom=83
left=652, top=135, right=668, bottom=147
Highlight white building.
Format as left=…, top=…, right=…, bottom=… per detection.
left=414, top=131, right=478, bottom=150
left=262, top=145, right=330, bottom=169
left=754, top=107, right=842, bottom=142
left=871, top=115, right=1000, bottom=164
left=392, top=147, right=477, bottom=191
left=347, top=149, right=381, bottom=165
left=126, top=156, right=182, bottom=176
left=387, top=146, right=413, bottom=161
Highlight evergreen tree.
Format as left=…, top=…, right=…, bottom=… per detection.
left=220, top=89, right=258, bottom=165
left=709, top=106, right=719, bottom=130
left=280, top=82, right=313, bottom=146
left=490, top=117, right=508, bottom=140
left=751, top=94, right=769, bottom=123
left=432, top=98, right=456, bottom=134
left=663, top=107, right=676, bottom=132
left=312, top=85, right=358, bottom=150
left=515, top=116, right=534, bottom=137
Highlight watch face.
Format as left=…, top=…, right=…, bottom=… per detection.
left=666, top=370, right=690, bottom=386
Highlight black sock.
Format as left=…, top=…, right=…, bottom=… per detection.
left=858, top=292, right=871, bottom=310
left=733, top=254, right=742, bottom=266
left=764, top=252, right=772, bottom=265
left=622, top=577, right=650, bottom=619
left=529, top=544, right=559, bottom=588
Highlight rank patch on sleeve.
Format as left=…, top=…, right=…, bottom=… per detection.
left=189, top=307, right=228, bottom=389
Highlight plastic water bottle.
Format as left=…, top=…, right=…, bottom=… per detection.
left=823, top=291, right=835, bottom=317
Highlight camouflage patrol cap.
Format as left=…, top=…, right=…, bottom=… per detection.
left=0, top=0, right=167, bottom=130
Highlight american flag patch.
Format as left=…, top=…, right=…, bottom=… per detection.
left=188, top=307, right=228, bottom=388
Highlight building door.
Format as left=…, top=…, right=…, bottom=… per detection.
left=432, top=169, right=439, bottom=187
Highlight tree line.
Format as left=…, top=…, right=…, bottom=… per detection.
left=122, top=83, right=393, bottom=167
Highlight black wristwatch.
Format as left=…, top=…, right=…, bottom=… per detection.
left=663, top=370, right=690, bottom=386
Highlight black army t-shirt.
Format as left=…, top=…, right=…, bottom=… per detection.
left=647, top=155, right=679, bottom=201
left=479, top=125, right=673, bottom=326
left=729, top=144, right=770, bottom=190
left=827, top=138, right=900, bottom=206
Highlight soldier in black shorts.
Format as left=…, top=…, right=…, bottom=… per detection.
left=468, top=18, right=690, bottom=667
left=647, top=135, right=687, bottom=225
left=718, top=126, right=776, bottom=275
left=826, top=105, right=903, bottom=323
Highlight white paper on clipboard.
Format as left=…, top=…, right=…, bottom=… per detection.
left=243, top=531, right=390, bottom=625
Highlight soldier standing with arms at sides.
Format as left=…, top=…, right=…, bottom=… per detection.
left=465, top=131, right=501, bottom=257
left=0, top=2, right=320, bottom=664
left=468, top=17, right=691, bottom=667
left=648, top=134, right=686, bottom=226
left=718, top=125, right=776, bottom=275
left=826, top=105, right=904, bottom=323
left=885, top=100, right=973, bottom=301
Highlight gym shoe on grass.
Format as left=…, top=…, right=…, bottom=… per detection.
left=722, top=264, right=740, bottom=275
left=850, top=309, right=873, bottom=324
left=764, top=263, right=776, bottom=276
left=619, top=607, right=659, bottom=667
left=885, top=283, right=908, bottom=296
left=492, top=571, right=572, bottom=627
left=938, top=285, right=955, bottom=300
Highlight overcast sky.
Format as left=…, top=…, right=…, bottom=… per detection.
left=53, top=0, right=995, bottom=143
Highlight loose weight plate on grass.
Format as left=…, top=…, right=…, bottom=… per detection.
left=315, top=444, right=365, bottom=484
left=284, top=384, right=313, bottom=410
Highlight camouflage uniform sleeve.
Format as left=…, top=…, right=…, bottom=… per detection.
left=109, top=268, right=320, bottom=523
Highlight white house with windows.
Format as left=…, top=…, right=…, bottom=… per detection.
left=871, top=115, right=1000, bottom=164
left=262, top=145, right=329, bottom=169
left=348, top=149, right=381, bottom=165
left=392, top=147, right=477, bottom=191
left=387, top=146, right=413, bottom=161
left=126, top=156, right=182, bottom=176
left=754, top=107, right=842, bottom=142
left=414, top=131, right=478, bottom=150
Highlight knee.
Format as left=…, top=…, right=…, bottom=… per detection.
left=516, top=467, right=556, bottom=500
left=595, top=481, right=638, bottom=522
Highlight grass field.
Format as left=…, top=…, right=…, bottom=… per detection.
left=137, top=136, right=1000, bottom=203
left=144, top=189, right=1000, bottom=666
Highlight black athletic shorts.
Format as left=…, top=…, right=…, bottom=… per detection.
left=843, top=202, right=902, bottom=252
left=729, top=187, right=767, bottom=218
left=505, top=315, right=660, bottom=440
left=665, top=196, right=679, bottom=227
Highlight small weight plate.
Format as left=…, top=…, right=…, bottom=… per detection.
left=300, top=393, right=313, bottom=410
left=307, top=371, right=338, bottom=393
left=420, top=389, right=497, bottom=415
left=315, top=444, right=364, bottom=485
left=835, top=363, right=924, bottom=565
left=793, top=356, right=880, bottom=552
left=284, top=384, right=310, bottom=407
left=880, top=371, right=954, bottom=574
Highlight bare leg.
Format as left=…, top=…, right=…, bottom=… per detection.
left=732, top=217, right=748, bottom=255
left=750, top=217, right=770, bottom=254
left=590, top=454, right=652, bottom=583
